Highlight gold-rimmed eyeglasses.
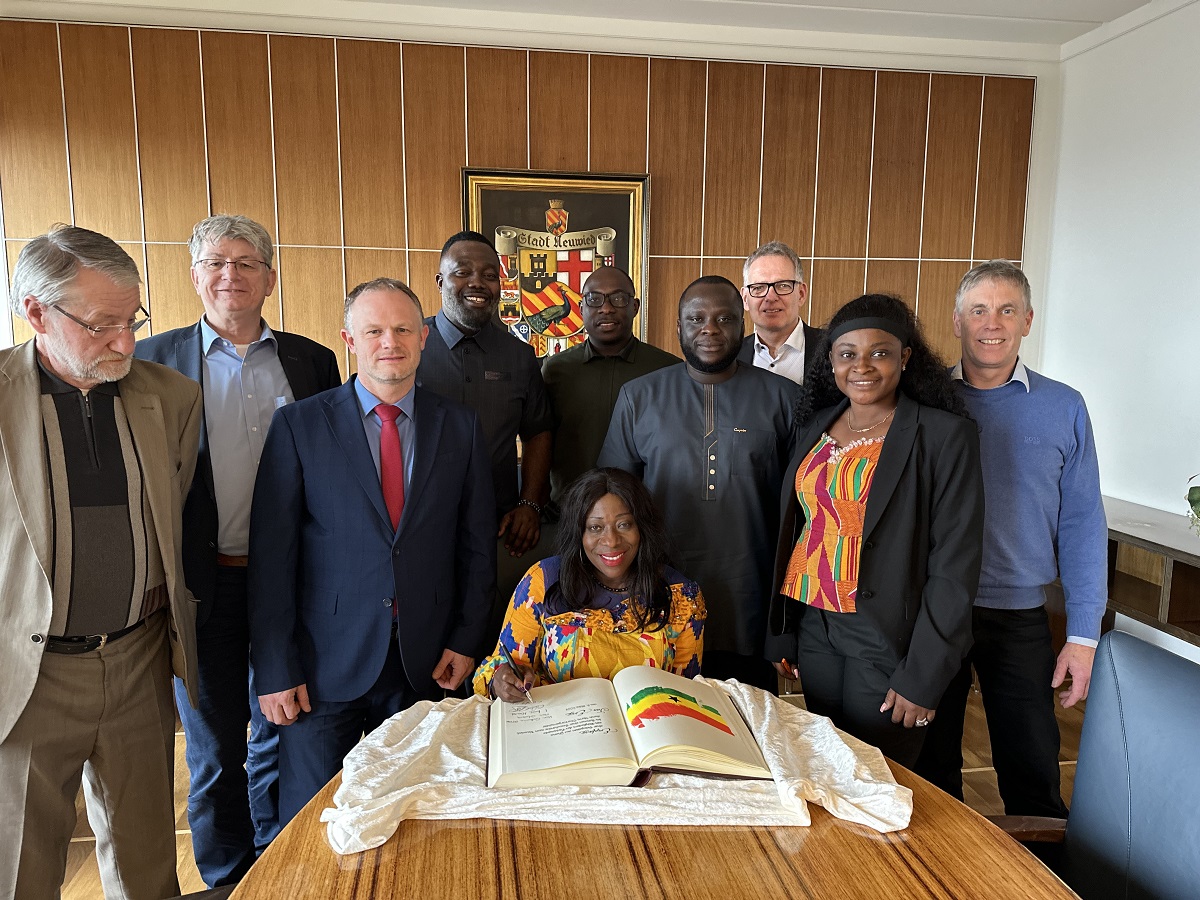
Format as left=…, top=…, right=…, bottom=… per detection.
left=51, top=303, right=151, bottom=338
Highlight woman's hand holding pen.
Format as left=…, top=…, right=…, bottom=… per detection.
left=493, top=645, right=534, bottom=703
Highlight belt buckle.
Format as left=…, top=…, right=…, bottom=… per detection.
left=96, top=632, right=109, bottom=650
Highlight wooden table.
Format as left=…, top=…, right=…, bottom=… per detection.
left=229, top=765, right=1077, bottom=900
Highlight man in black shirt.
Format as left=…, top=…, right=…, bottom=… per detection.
left=416, top=232, right=554, bottom=628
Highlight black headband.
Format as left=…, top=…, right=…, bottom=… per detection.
left=828, top=316, right=910, bottom=346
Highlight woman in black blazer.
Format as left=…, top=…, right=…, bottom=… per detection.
left=765, top=294, right=984, bottom=766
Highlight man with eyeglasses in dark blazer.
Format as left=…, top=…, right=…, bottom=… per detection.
left=135, top=214, right=341, bottom=887
left=737, top=241, right=822, bottom=384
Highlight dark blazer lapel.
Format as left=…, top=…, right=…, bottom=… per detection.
left=802, top=323, right=823, bottom=375
left=323, top=381, right=392, bottom=529
left=176, top=324, right=204, bottom=384
left=275, top=331, right=317, bottom=399
left=177, top=325, right=215, bottom=501
left=737, top=334, right=754, bottom=366
left=0, top=342, right=53, bottom=584
left=862, top=393, right=918, bottom=543
left=398, top=388, right=443, bottom=536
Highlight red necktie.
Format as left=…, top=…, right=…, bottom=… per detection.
left=374, top=403, right=405, bottom=530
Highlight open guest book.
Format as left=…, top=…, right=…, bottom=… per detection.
left=486, top=667, right=771, bottom=788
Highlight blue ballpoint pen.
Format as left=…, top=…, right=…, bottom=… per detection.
left=498, top=644, right=534, bottom=703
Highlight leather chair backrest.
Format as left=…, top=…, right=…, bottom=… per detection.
left=1062, top=630, right=1200, bottom=899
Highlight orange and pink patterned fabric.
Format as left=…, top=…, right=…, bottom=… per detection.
left=780, top=434, right=884, bottom=613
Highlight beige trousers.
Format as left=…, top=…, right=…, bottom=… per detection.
left=0, top=611, right=179, bottom=900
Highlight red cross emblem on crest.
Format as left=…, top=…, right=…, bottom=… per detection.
left=545, top=200, right=568, bottom=238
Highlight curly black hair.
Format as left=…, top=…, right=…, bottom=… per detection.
left=796, top=293, right=969, bottom=426
left=550, top=467, right=674, bottom=631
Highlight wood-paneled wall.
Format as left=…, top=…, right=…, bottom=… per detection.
left=0, top=21, right=1035, bottom=368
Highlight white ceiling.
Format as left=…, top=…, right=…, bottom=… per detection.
left=345, top=0, right=1156, bottom=45
left=4, top=0, right=1167, bottom=62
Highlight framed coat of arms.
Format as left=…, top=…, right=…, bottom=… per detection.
left=462, top=169, right=649, bottom=358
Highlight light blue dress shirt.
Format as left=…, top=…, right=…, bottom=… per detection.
left=200, top=317, right=294, bottom=555
left=353, top=376, right=417, bottom=508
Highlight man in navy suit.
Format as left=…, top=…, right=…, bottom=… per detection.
left=135, top=215, right=341, bottom=885
left=248, top=277, right=495, bottom=824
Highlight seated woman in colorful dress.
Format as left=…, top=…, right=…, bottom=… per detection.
left=474, top=467, right=706, bottom=702
left=765, top=293, right=984, bottom=767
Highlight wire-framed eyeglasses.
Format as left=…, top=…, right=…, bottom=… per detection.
left=51, top=304, right=151, bottom=338
left=194, top=258, right=271, bottom=274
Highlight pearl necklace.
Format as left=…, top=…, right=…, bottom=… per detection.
left=825, top=433, right=885, bottom=464
left=846, top=408, right=895, bottom=434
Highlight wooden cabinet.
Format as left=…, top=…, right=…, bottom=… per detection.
left=1105, top=497, right=1200, bottom=646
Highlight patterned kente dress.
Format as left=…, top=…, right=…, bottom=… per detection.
left=780, top=434, right=884, bottom=613
left=472, top=556, right=706, bottom=696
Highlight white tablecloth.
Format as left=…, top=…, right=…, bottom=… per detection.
left=322, top=678, right=913, bottom=855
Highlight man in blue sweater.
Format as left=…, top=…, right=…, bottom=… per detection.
left=915, top=260, right=1107, bottom=817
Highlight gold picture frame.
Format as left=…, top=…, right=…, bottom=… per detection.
left=463, top=168, right=649, bottom=357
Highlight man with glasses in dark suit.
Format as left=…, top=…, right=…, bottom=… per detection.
left=737, top=241, right=822, bottom=384
left=135, top=215, right=341, bottom=886
left=541, top=265, right=678, bottom=513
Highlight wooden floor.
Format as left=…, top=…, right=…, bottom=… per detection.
left=61, top=684, right=1083, bottom=898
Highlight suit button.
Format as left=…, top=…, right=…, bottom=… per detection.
left=392, top=548, right=401, bottom=557
left=860, top=590, right=874, bottom=600
left=208, top=541, right=216, bottom=548
left=382, top=598, right=393, bottom=608
left=31, top=634, right=43, bottom=644
left=864, top=541, right=874, bottom=550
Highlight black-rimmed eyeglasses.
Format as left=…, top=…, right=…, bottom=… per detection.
left=582, top=290, right=635, bottom=308
left=52, top=304, right=151, bottom=338
left=744, top=280, right=799, bottom=298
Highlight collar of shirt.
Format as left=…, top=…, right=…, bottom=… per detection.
left=200, top=316, right=275, bottom=357
left=353, top=374, right=417, bottom=423
left=583, top=336, right=638, bottom=362
left=950, top=358, right=1031, bottom=392
left=37, top=358, right=121, bottom=396
left=753, top=318, right=806, bottom=361
left=435, top=308, right=507, bottom=353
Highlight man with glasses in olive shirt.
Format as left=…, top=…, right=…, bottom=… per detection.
left=737, top=241, right=822, bottom=384
left=541, top=266, right=678, bottom=511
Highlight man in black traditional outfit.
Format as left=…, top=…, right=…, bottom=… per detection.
left=599, top=276, right=797, bottom=690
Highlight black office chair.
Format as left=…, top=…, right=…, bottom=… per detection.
left=994, top=630, right=1200, bottom=899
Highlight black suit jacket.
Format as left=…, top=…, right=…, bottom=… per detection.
left=135, top=323, right=341, bottom=625
left=737, top=322, right=824, bottom=379
left=765, top=393, right=984, bottom=708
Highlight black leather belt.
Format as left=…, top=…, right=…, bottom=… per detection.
left=46, top=618, right=146, bottom=654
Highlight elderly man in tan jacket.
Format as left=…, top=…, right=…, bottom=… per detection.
left=0, top=225, right=201, bottom=900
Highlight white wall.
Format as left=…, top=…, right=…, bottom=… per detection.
left=1041, top=0, right=1200, bottom=515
